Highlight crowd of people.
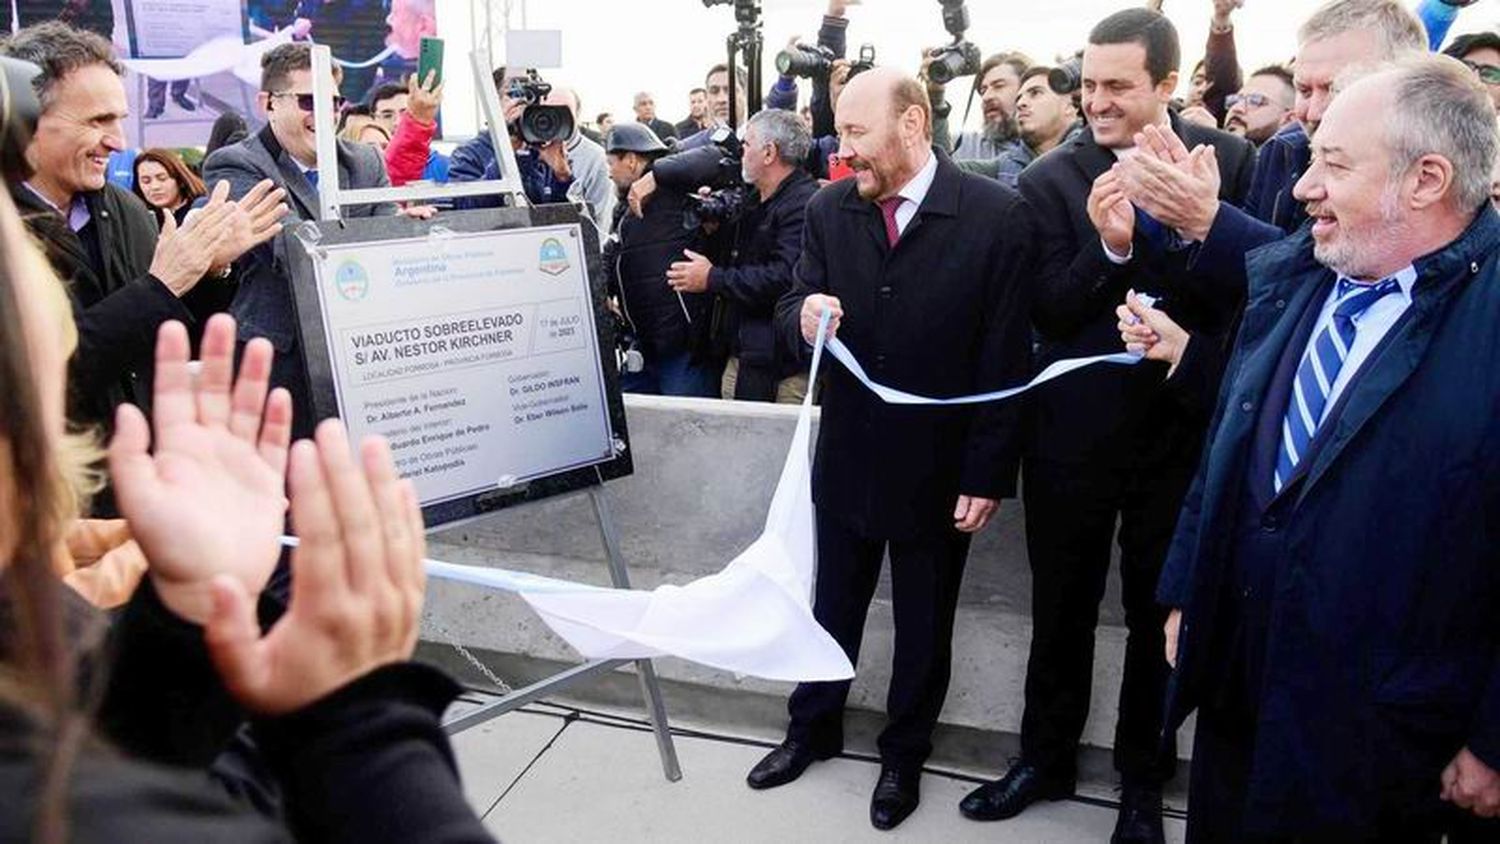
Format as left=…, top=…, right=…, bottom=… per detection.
left=0, top=0, right=1498, bottom=842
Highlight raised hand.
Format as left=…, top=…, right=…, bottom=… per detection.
left=408, top=69, right=444, bottom=125
left=108, top=315, right=293, bottom=624
left=204, top=422, right=427, bottom=716
left=210, top=178, right=289, bottom=272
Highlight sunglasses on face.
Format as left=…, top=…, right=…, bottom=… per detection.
left=1226, top=92, right=1276, bottom=109
left=1463, top=61, right=1500, bottom=86
left=272, top=92, right=346, bottom=113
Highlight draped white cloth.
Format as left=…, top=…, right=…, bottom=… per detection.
left=379, top=316, right=1142, bottom=682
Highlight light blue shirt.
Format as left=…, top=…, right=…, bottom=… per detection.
left=23, top=183, right=91, bottom=233
left=1304, top=264, right=1419, bottom=415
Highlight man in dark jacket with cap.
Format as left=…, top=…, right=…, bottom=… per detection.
left=603, top=123, right=718, bottom=397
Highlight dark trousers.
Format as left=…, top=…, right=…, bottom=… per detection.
left=786, top=509, right=973, bottom=771
left=147, top=78, right=191, bottom=111
left=1187, top=701, right=1500, bottom=844
left=1019, top=457, right=1193, bottom=785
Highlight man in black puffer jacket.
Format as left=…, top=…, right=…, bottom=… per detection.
left=603, top=123, right=718, bottom=397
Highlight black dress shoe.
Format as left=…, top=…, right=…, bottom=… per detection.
left=870, top=766, right=920, bottom=831
left=959, top=762, right=1072, bottom=821
left=173, top=94, right=197, bottom=111
left=746, top=741, right=822, bottom=790
left=1111, top=784, right=1165, bottom=844
left=144, top=105, right=164, bottom=120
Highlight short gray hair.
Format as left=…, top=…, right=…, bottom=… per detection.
left=1380, top=54, right=1498, bottom=212
left=1298, top=0, right=1427, bottom=60
left=0, top=22, right=121, bottom=112
left=746, top=108, right=812, bottom=167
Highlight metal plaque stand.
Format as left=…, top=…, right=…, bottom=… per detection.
left=306, top=46, right=681, bottom=782
left=440, top=486, right=682, bottom=782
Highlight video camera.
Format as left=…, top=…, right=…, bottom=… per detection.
left=775, top=42, right=877, bottom=82
left=505, top=69, right=575, bottom=146
left=681, top=126, right=751, bottom=230
left=0, top=57, right=41, bottom=182
left=926, top=0, right=982, bottom=85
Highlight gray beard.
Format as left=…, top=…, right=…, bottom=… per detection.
left=983, top=115, right=1021, bottom=146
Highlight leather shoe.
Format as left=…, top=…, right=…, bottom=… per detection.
left=870, top=766, right=920, bottom=831
left=746, top=741, right=822, bottom=790
left=1111, top=784, right=1165, bottom=844
left=959, top=762, right=1072, bottom=821
left=172, top=94, right=197, bottom=111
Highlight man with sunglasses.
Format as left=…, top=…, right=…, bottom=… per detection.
left=204, top=42, right=401, bottom=438
left=1223, top=65, right=1296, bottom=146
left=1443, top=30, right=1500, bottom=112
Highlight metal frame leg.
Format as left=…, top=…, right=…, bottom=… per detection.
left=590, top=487, right=684, bottom=782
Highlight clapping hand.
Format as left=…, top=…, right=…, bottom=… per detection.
left=109, top=315, right=292, bottom=625
left=209, top=178, right=289, bottom=273
left=1087, top=169, right=1136, bottom=257
left=1116, top=125, right=1222, bottom=242
left=151, top=180, right=236, bottom=296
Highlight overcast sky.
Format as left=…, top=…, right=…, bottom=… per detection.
left=430, top=0, right=1494, bottom=137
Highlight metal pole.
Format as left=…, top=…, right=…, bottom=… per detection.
left=590, top=487, right=684, bottom=782
left=310, top=45, right=339, bottom=221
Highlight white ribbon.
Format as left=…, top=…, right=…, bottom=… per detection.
left=282, top=313, right=1139, bottom=682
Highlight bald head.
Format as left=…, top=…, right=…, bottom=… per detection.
left=840, top=67, right=932, bottom=138
left=834, top=67, right=935, bottom=202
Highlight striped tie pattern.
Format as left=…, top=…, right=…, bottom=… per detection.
left=1273, top=277, right=1402, bottom=493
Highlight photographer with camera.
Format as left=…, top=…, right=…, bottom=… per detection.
left=664, top=108, right=817, bottom=403
left=603, top=124, right=719, bottom=398
left=926, top=50, right=1032, bottom=183
left=449, top=69, right=614, bottom=223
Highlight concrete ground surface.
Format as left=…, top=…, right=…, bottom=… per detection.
left=445, top=693, right=1188, bottom=843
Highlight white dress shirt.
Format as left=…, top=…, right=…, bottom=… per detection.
left=888, top=150, right=939, bottom=236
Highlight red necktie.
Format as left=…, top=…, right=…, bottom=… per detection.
left=878, top=196, right=904, bottom=247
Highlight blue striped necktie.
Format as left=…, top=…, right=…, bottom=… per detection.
left=1273, top=276, right=1402, bottom=493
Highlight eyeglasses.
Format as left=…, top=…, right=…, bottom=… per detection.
left=1463, top=61, right=1500, bottom=86
left=271, top=91, right=346, bottom=113
left=1225, top=92, right=1278, bottom=109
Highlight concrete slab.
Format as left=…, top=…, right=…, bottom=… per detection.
left=459, top=706, right=1187, bottom=843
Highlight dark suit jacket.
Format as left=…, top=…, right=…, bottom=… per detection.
left=1018, top=115, right=1255, bottom=469
left=774, top=150, right=1033, bottom=539
left=1159, top=208, right=1500, bottom=836
left=12, top=183, right=189, bottom=435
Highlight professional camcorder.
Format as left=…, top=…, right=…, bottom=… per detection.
left=652, top=126, right=753, bottom=230
left=684, top=127, right=751, bottom=229
left=0, top=57, right=42, bottom=182
left=927, top=0, right=982, bottom=85
left=506, top=69, right=575, bottom=145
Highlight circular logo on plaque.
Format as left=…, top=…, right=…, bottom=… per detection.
left=334, top=259, right=370, bottom=301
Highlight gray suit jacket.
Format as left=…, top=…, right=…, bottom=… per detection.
left=203, top=124, right=397, bottom=352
